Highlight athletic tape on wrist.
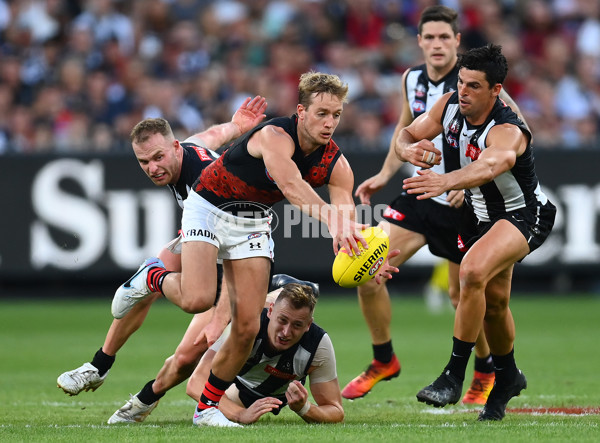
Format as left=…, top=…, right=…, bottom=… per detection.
left=297, top=401, right=311, bottom=417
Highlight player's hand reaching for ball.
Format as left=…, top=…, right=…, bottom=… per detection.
left=374, top=249, right=400, bottom=284
left=328, top=212, right=369, bottom=257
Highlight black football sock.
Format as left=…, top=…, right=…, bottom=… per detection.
left=474, top=354, right=494, bottom=374
left=491, top=348, right=518, bottom=383
left=91, top=347, right=115, bottom=377
left=443, top=337, right=475, bottom=383
left=137, top=379, right=164, bottom=405
left=373, top=341, right=393, bottom=364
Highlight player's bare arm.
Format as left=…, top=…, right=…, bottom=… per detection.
left=403, top=123, right=527, bottom=200
left=254, top=126, right=368, bottom=255
left=184, top=95, right=267, bottom=149
left=355, top=69, right=412, bottom=205
left=395, top=93, right=449, bottom=169
left=287, top=378, right=343, bottom=424
left=327, top=155, right=357, bottom=221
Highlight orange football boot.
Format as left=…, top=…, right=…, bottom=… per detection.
left=462, top=370, right=495, bottom=405
left=341, top=355, right=401, bottom=399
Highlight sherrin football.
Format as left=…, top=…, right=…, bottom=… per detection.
left=332, top=227, right=389, bottom=288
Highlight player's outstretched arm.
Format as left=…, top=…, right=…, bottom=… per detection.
left=355, top=69, right=413, bottom=205
left=185, top=95, right=267, bottom=149
left=258, top=127, right=368, bottom=256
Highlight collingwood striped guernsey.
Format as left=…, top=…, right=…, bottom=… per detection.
left=405, top=63, right=459, bottom=206
left=441, top=92, right=549, bottom=222
left=233, top=309, right=328, bottom=414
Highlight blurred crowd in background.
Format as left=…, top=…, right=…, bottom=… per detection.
left=0, top=0, right=599, bottom=155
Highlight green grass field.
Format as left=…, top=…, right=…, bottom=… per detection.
left=1, top=293, right=599, bottom=442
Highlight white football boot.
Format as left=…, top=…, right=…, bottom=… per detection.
left=108, top=393, right=159, bottom=424
left=57, top=362, right=108, bottom=396
left=111, top=257, right=165, bottom=319
left=193, top=407, right=243, bottom=428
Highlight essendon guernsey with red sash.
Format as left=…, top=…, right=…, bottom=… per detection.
left=193, top=115, right=342, bottom=209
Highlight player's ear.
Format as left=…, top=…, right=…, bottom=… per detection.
left=492, top=83, right=502, bottom=97
left=297, top=104, right=306, bottom=118
left=267, top=303, right=274, bottom=318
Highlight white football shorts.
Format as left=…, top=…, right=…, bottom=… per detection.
left=181, top=191, right=274, bottom=261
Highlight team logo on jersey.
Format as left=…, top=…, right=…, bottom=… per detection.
left=412, top=100, right=426, bottom=113
left=446, top=135, right=458, bottom=148
left=383, top=206, right=405, bottom=222
left=465, top=143, right=481, bottom=160
left=248, top=233, right=262, bottom=240
left=192, top=146, right=214, bottom=162
left=265, top=364, right=296, bottom=380
left=415, top=83, right=426, bottom=98
left=446, top=117, right=461, bottom=149
left=449, top=118, right=460, bottom=134
left=265, top=168, right=276, bottom=184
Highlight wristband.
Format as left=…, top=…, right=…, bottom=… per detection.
left=297, top=401, right=311, bottom=417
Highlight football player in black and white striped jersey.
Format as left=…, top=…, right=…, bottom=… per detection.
left=401, top=44, right=556, bottom=421
left=347, top=5, right=528, bottom=404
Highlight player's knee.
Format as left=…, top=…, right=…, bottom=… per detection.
left=459, top=261, right=487, bottom=291
left=357, top=277, right=381, bottom=298
left=231, top=318, right=260, bottom=347
left=173, top=349, right=201, bottom=373
left=179, top=292, right=215, bottom=314
left=484, top=295, right=509, bottom=319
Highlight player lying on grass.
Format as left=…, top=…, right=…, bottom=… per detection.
left=109, top=282, right=343, bottom=426
left=57, top=96, right=268, bottom=396
left=106, top=277, right=321, bottom=425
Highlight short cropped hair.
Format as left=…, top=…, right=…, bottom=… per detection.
left=298, top=71, right=349, bottom=108
left=458, top=43, right=508, bottom=87
left=418, top=5, right=459, bottom=35
left=274, top=283, right=317, bottom=315
left=130, top=118, right=175, bottom=144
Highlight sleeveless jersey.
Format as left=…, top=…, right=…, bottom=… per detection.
left=405, top=64, right=459, bottom=206
left=441, top=92, right=548, bottom=222
left=193, top=115, right=342, bottom=208
left=234, top=309, right=327, bottom=414
left=168, top=143, right=219, bottom=209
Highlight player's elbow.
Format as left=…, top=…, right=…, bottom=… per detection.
left=312, top=403, right=344, bottom=423
left=332, top=406, right=345, bottom=423
left=324, top=404, right=345, bottom=423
